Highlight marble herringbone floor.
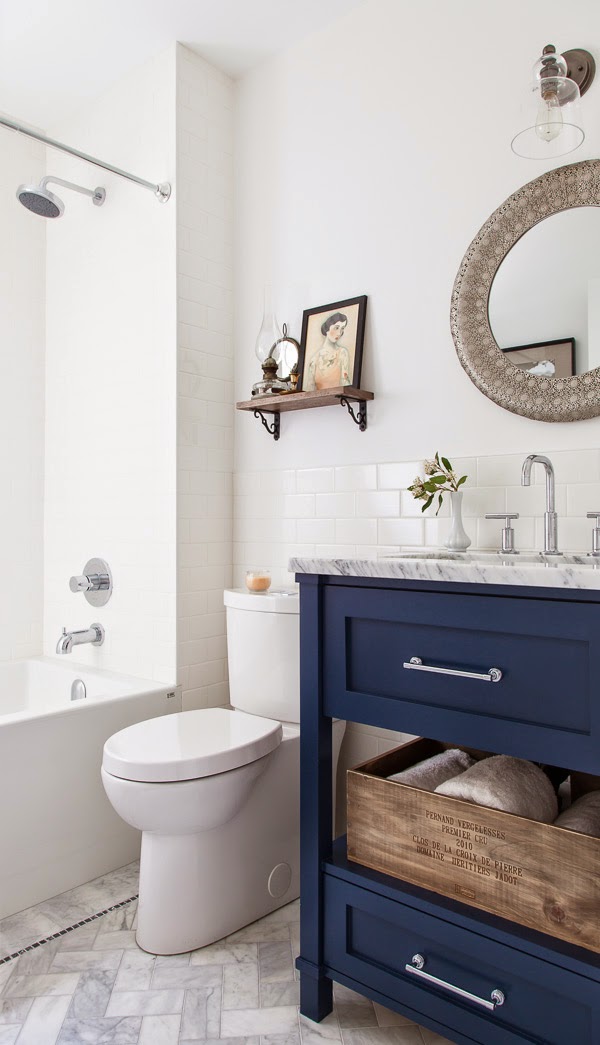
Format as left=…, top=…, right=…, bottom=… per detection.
left=0, top=865, right=451, bottom=1045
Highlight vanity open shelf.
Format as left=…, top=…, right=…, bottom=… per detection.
left=236, top=386, right=374, bottom=439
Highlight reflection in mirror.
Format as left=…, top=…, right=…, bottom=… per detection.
left=488, top=207, right=600, bottom=375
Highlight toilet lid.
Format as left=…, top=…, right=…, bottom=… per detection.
left=102, top=708, right=282, bottom=783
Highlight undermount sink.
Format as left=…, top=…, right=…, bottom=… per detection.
left=384, top=550, right=599, bottom=567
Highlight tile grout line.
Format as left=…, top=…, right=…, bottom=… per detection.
left=0, top=894, right=139, bottom=967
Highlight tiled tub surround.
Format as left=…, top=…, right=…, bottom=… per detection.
left=0, top=658, right=180, bottom=921
left=233, top=448, right=600, bottom=825
left=0, top=863, right=448, bottom=1045
left=176, top=46, right=235, bottom=714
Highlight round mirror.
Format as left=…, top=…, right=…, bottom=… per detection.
left=451, top=159, right=600, bottom=421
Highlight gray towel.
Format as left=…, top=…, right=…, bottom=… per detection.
left=387, top=749, right=475, bottom=792
left=554, top=791, right=600, bottom=838
left=434, top=755, right=558, bottom=823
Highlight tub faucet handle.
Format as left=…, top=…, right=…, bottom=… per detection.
left=69, top=558, right=112, bottom=606
left=485, top=513, right=520, bottom=554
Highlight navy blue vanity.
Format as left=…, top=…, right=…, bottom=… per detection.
left=294, top=561, right=600, bottom=1045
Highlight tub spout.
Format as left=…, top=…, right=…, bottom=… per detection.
left=56, top=623, right=105, bottom=654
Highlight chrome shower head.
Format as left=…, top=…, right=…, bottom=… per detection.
left=16, top=175, right=105, bottom=217
left=17, top=183, right=64, bottom=218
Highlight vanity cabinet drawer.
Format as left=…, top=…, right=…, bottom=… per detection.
left=322, top=585, right=600, bottom=769
left=323, top=874, right=597, bottom=1045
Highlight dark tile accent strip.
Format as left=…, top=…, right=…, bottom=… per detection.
left=0, top=893, right=139, bottom=966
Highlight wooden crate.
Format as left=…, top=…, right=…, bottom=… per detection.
left=347, top=738, right=600, bottom=954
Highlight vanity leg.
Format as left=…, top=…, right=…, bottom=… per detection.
left=298, top=575, right=333, bottom=1021
left=299, top=969, right=333, bottom=1023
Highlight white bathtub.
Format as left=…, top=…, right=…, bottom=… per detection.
left=0, top=657, right=181, bottom=920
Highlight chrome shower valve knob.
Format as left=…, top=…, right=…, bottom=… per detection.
left=69, top=558, right=112, bottom=606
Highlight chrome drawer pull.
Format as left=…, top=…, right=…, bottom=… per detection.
left=406, top=954, right=505, bottom=1012
left=403, top=656, right=502, bottom=683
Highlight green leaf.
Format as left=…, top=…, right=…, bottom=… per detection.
left=457, top=475, right=467, bottom=487
left=435, top=451, right=440, bottom=465
left=436, top=492, right=444, bottom=515
left=421, top=494, right=434, bottom=513
left=428, top=474, right=447, bottom=485
left=441, top=456, right=452, bottom=472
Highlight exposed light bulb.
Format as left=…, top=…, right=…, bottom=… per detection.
left=535, top=90, right=563, bottom=142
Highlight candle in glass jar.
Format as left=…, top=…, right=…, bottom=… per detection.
left=245, top=569, right=271, bottom=592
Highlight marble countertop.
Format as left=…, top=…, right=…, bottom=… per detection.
left=289, top=551, right=600, bottom=590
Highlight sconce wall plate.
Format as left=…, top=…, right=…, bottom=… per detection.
left=563, top=48, right=596, bottom=97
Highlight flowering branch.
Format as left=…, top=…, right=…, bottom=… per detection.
left=408, top=452, right=468, bottom=515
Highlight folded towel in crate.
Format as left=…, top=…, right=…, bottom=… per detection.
left=434, top=754, right=558, bottom=823
left=554, top=791, right=600, bottom=837
left=387, top=748, right=475, bottom=792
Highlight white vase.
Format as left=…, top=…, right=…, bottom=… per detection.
left=444, top=490, right=471, bottom=551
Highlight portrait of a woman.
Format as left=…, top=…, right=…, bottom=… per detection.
left=305, top=312, right=351, bottom=391
left=298, top=295, right=367, bottom=393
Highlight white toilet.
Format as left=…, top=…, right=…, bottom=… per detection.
left=101, top=587, right=345, bottom=955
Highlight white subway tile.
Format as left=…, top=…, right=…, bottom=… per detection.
left=378, top=519, right=424, bottom=545
left=378, top=461, right=422, bottom=490
left=548, top=449, right=600, bottom=485
left=260, top=470, right=296, bottom=494
left=335, top=465, right=377, bottom=491
left=315, top=493, right=355, bottom=518
left=283, top=494, right=315, bottom=518
left=335, top=518, right=377, bottom=545
left=356, top=491, right=400, bottom=518
left=566, top=482, right=600, bottom=517
left=476, top=454, right=528, bottom=487
left=294, top=518, right=334, bottom=544
left=297, top=468, right=335, bottom=494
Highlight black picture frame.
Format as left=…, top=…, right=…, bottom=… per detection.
left=297, top=295, right=367, bottom=392
left=502, top=337, right=575, bottom=379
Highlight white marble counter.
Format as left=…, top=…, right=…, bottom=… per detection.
left=289, top=550, right=600, bottom=590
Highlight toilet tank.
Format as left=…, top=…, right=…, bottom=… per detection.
left=224, top=588, right=300, bottom=723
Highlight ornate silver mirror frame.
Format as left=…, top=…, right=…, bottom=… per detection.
left=451, top=159, right=600, bottom=421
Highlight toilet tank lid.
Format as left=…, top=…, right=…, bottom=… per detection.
left=102, top=708, right=282, bottom=782
left=224, top=588, right=299, bottom=613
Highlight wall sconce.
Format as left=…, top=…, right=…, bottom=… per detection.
left=511, top=44, right=595, bottom=159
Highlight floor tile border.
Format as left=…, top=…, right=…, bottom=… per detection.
left=0, top=893, right=139, bottom=967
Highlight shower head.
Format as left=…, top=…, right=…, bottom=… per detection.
left=16, top=175, right=105, bottom=217
left=17, top=183, right=64, bottom=218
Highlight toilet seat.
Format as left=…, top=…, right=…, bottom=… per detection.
left=102, top=708, right=282, bottom=783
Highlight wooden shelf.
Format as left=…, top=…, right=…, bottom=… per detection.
left=236, top=387, right=374, bottom=439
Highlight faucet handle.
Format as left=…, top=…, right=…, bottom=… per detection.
left=587, top=512, right=600, bottom=555
left=69, top=558, right=112, bottom=605
left=485, top=513, right=520, bottom=554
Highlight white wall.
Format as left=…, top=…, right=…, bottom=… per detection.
left=176, top=45, right=234, bottom=711
left=44, top=46, right=178, bottom=681
left=233, top=0, right=600, bottom=798
left=0, top=132, right=45, bottom=662
left=234, top=0, right=600, bottom=470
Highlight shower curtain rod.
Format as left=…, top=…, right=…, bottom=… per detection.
left=0, top=113, right=171, bottom=201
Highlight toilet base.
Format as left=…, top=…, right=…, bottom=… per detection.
left=135, top=732, right=301, bottom=954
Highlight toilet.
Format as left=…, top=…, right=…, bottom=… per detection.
left=101, top=587, right=345, bottom=955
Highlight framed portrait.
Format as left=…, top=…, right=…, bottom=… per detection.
left=502, top=337, right=575, bottom=379
left=298, top=295, right=367, bottom=392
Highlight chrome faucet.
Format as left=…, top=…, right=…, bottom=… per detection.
left=56, top=623, right=105, bottom=655
left=521, top=454, right=560, bottom=555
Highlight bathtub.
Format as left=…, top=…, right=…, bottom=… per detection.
left=0, top=657, right=181, bottom=920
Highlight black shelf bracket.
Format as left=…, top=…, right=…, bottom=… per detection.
left=337, top=395, right=368, bottom=431
left=253, top=409, right=280, bottom=440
